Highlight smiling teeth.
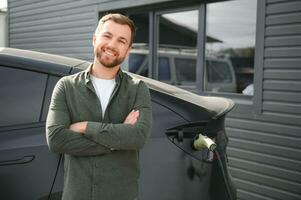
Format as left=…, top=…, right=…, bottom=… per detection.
left=106, top=52, right=114, bottom=56
left=105, top=50, right=115, bottom=56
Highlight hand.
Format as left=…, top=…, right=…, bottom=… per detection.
left=124, top=110, right=139, bottom=125
left=69, top=121, right=88, bottom=134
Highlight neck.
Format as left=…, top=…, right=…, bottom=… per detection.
left=91, top=60, right=119, bottom=79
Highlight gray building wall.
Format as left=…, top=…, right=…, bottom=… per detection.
left=7, top=0, right=301, bottom=200
left=226, top=0, right=301, bottom=200
left=8, top=0, right=99, bottom=60
left=8, top=0, right=174, bottom=60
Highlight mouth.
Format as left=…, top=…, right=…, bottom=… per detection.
left=103, top=48, right=118, bottom=57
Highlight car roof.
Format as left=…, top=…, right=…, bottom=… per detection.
left=0, top=47, right=87, bottom=75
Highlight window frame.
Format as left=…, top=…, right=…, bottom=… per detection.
left=153, top=5, right=202, bottom=84
left=97, top=0, right=264, bottom=115
left=152, top=0, right=262, bottom=115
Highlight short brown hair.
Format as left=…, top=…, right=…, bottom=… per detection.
left=95, top=13, right=136, bottom=46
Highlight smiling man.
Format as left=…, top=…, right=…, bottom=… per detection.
left=46, top=13, right=152, bottom=200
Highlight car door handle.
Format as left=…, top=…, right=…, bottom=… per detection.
left=0, top=155, right=35, bottom=166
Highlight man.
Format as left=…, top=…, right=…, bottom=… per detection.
left=46, top=13, right=152, bottom=200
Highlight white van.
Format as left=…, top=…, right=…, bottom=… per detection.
left=122, top=47, right=237, bottom=93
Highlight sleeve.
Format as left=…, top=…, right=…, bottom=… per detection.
left=46, top=78, right=111, bottom=156
left=84, top=82, right=152, bottom=150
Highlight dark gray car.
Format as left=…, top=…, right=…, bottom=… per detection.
left=0, top=48, right=236, bottom=200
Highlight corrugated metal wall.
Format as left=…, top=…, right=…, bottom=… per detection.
left=7, top=0, right=301, bottom=200
left=226, top=0, right=301, bottom=200
left=8, top=0, right=98, bottom=61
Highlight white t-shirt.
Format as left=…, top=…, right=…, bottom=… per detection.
left=90, top=75, right=116, bottom=117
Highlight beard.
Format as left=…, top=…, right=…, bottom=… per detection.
left=95, top=46, right=126, bottom=68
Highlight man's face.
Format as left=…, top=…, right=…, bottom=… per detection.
left=93, top=20, right=132, bottom=68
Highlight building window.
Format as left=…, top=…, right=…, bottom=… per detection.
left=206, top=0, right=257, bottom=94
left=157, top=9, right=199, bottom=86
left=158, top=57, right=171, bottom=81
left=125, top=13, right=151, bottom=77
left=119, top=0, right=257, bottom=95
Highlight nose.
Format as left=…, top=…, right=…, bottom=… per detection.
left=107, top=38, right=118, bottom=49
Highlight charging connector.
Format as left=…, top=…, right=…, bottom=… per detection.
left=193, top=133, right=216, bottom=151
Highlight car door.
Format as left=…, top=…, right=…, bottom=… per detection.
left=0, top=66, right=61, bottom=200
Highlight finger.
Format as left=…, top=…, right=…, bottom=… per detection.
left=134, top=110, right=140, bottom=118
left=124, top=115, right=135, bottom=124
left=127, top=110, right=136, bottom=118
left=130, top=113, right=138, bottom=121
left=126, top=110, right=134, bottom=118
left=130, top=112, right=139, bottom=122
left=129, top=111, right=139, bottom=120
left=125, top=116, right=134, bottom=124
left=128, top=113, right=138, bottom=122
left=124, top=110, right=139, bottom=124
left=132, top=110, right=139, bottom=116
left=129, top=118, right=137, bottom=125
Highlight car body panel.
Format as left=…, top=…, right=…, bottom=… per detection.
left=0, top=48, right=236, bottom=200
left=0, top=124, right=60, bottom=199
left=0, top=47, right=82, bottom=76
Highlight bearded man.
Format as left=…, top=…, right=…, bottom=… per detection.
left=46, top=13, right=152, bottom=200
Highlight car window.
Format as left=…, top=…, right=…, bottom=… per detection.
left=174, top=58, right=196, bottom=82
left=206, top=60, right=232, bottom=83
left=158, top=57, right=170, bottom=81
left=0, top=66, right=47, bottom=126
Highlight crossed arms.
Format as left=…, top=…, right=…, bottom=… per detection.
left=46, top=78, right=152, bottom=156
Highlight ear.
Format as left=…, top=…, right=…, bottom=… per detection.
left=125, top=46, right=132, bottom=58
left=92, top=35, right=96, bottom=46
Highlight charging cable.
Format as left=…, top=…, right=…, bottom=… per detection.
left=193, top=133, right=234, bottom=200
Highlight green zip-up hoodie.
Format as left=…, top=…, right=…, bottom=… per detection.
left=46, top=66, right=152, bottom=200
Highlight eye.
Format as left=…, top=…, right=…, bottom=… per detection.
left=102, top=34, right=111, bottom=39
left=119, top=39, right=127, bottom=45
